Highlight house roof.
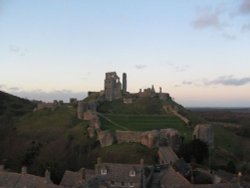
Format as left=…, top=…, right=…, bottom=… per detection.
left=175, top=183, right=244, bottom=188
left=160, top=166, right=191, bottom=188
left=174, top=158, right=191, bottom=177
left=60, top=169, right=95, bottom=188
left=214, top=170, right=238, bottom=183
left=95, top=163, right=144, bottom=183
left=0, top=171, right=63, bottom=188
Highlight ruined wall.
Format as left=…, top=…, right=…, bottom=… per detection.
left=116, top=131, right=142, bottom=144
left=83, top=111, right=95, bottom=121
left=97, top=130, right=114, bottom=147
left=115, top=129, right=181, bottom=149
left=159, top=129, right=182, bottom=151
left=104, top=72, right=122, bottom=101
left=193, top=124, right=214, bottom=148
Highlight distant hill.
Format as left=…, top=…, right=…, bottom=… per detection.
left=0, top=90, right=35, bottom=125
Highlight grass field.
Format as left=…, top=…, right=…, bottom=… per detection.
left=212, top=123, right=243, bottom=158
left=99, top=113, right=193, bottom=140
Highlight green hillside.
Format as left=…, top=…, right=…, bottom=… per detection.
left=99, top=114, right=192, bottom=139
left=97, top=97, right=164, bottom=114
left=0, top=91, right=35, bottom=125
left=0, top=106, right=94, bottom=183
left=99, top=143, right=158, bottom=164
left=97, top=97, right=194, bottom=140
left=1, top=91, right=249, bottom=182
left=0, top=97, right=159, bottom=183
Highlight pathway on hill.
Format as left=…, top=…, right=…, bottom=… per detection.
left=163, top=105, right=189, bottom=125
left=97, top=113, right=130, bottom=131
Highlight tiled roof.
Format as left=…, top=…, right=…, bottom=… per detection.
left=60, top=170, right=84, bottom=188
left=95, top=163, right=143, bottom=183
left=0, top=171, right=63, bottom=188
left=175, top=183, right=245, bottom=188
left=174, top=159, right=191, bottom=177
left=214, top=170, right=238, bottom=183
left=60, top=169, right=95, bottom=188
left=160, top=166, right=191, bottom=188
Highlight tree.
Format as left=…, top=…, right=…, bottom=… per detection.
left=179, top=139, right=209, bottom=164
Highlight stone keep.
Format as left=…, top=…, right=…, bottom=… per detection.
left=104, top=72, right=122, bottom=101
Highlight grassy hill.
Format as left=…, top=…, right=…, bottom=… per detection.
left=0, top=106, right=94, bottom=183
left=0, top=91, right=35, bottom=125
left=97, top=97, right=164, bottom=114
left=0, top=95, right=159, bottom=183
left=1, top=91, right=249, bottom=182
left=97, top=96, right=194, bottom=140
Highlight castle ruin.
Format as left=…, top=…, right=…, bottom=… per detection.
left=104, top=72, right=127, bottom=101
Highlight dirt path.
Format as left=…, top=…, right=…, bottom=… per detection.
left=163, top=105, right=189, bottom=125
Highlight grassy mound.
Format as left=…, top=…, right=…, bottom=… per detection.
left=0, top=106, right=96, bottom=183
left=97, top=97, right=164, bottom=114
left=0, top=91, right=35, bottom=124
left=98, top=143, right=158, bottom=165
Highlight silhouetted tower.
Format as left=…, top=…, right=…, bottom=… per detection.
left=122, top=73, right=127, bottom=94
left=104, top=72, right=122, bottom=101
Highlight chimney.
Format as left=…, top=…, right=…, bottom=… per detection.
left=140, top=158, right=144, bottom=166
left=0, top=165, right=4, bottom=171
left=80, top=168, right=86, bottom=180
left=97, top=157, right=102, bottom=164
left=21, top=166, right=27, bottom=174
left=45, top=169, right=51, bottom=183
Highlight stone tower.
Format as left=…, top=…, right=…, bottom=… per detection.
left=122, top=73, right=127, bottom=94
left=104, top=72, right=122, bottom=101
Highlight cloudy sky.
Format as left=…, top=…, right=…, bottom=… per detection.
left=0, top=0, right=250, bottom=107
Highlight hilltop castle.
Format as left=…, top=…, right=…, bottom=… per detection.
left=104, top=72, right=127, bottom=101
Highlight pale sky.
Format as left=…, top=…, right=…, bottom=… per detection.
left=0, top=0, right=250, bottom=107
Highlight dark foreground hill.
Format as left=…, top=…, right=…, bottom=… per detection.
left=0, top=92, right=158, bottom=183
left=0, top=90, right=35, bottom=125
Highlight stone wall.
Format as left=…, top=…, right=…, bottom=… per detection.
left=116, top=130, right=142, bottom=144
left=115, top=129, right=181, bottom=149
left=193, top=124, right=214, bottom=148
left=97, top=130, right=114, bottom=147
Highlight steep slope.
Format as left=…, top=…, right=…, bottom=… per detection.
left=0, top=90, right=35, bottom=125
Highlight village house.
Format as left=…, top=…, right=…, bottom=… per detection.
left=94, top=158, right=153, bottom=188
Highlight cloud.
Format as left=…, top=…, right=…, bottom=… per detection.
left=9, top=87, right=21, bottom=91
left=1, top=86, right=86, bottom=102
left=9, top=45, right=20, bottom=53
left=239, top=0, right=250, bottom=14
left=9, top=45, right=29, bottom=56
left=205, top=75, right=250, bottom=86
left=242, top=23, right=250, bottom=31
left=192, top=6, right=225, bottom=29
left=182, top=81, right=193, bottom=85
left=135, top=64, right=147, bottom=70
left=221, top=33, right=236, bottom=40
left=167, top=63, right=189, bottom=72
